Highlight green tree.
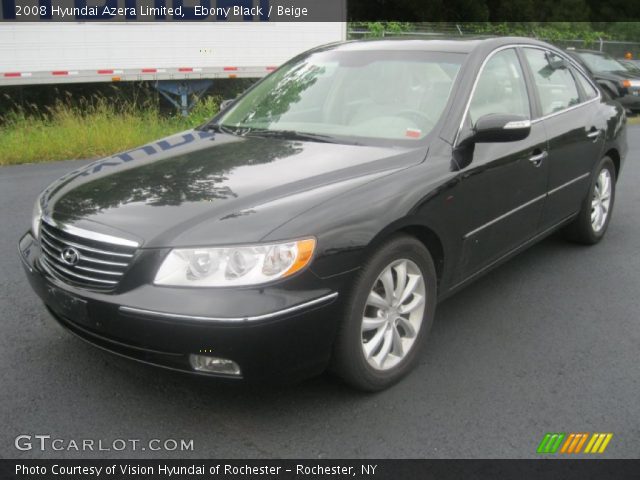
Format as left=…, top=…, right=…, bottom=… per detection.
left=598, top=22, right=640, bottom=42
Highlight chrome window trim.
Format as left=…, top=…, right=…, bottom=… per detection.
left=119, top=292, right=339, bottom=323
left=559, top=51, right=609, bottom=94
left=529, top=96, right=600, bottom=125
left=463, top=172, right=591, bottom=238
left=454, top=43, right=602, bottom=147
left=42, top=215, right=140, bottom=248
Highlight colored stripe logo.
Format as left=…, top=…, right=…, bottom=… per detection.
left=584, top=433, right=613, bottom=453
left=537, top=433, right=613, bottom=454
left=537, top=433, right=565, bottom=453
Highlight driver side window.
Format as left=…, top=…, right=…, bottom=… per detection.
left=469, top=49, right=531, bottom=125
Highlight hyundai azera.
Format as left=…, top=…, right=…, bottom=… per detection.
left=20, top=37, right=627, bottom=390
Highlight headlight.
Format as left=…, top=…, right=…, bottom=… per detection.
left=31, top=196, right=43, bottom=240
left=154, top=238, right=316, bottom=287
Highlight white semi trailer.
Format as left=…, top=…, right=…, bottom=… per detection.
left=0, top=22, right=347, bottom=86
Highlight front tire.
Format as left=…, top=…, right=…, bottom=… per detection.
left=563, top=157, right=616, bottom=245
left=330, top=235, right=437, bottom=391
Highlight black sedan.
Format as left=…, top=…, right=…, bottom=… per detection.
left=565, top=48, right=640, bottom=113
left=20, top=37, right=627, bottom=391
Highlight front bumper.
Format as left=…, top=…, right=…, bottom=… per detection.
left=19, top=232, right=348, bottom=381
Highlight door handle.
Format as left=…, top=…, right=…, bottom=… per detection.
left=587, top=129, right=600, bottom=141
left=528, top=150, right=547, bottom=167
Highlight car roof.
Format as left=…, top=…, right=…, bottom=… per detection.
left=326, top=36, right=555, bottom=55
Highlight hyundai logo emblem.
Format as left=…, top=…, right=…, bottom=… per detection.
left=60, top=247, right=80, bottom=266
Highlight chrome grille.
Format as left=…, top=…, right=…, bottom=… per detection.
left=39, top=221, right=137, bottom=291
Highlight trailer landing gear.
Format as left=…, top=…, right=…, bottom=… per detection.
left=155, top=80, right=213, bottom=116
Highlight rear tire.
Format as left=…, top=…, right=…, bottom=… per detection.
left=563, top=156, right=616, bottom=245
left=330, top=235, right=437, bottom=391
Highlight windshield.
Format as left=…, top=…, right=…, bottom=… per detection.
left=217, top=49, right=465, bottom=146
left=622, top=60, right=640, bottom=73
left=578, top=52, right=627, bottom=73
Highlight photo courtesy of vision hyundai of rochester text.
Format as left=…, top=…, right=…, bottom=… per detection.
left=19, top=37, right=627, bottom=391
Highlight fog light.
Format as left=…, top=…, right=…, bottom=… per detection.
left=189, top=354, right=241, bottom=376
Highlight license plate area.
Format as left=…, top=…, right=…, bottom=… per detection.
left=46, top=285, right=88, bottom=325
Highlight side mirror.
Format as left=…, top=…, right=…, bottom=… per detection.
left=473, top=114, right=531, bottom=143
left=219, top=98, right=236, bottom=111
left=453, top=114, right=532, bottom=171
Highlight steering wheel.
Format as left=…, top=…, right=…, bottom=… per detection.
left=396, top=110, right=436, bottom=130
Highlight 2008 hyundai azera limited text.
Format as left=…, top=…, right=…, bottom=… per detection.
left=20, top=37, right=627, bottom=390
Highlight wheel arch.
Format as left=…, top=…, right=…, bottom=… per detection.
left=604, top=148, right=621, bottom=180
left=365, top=218, right=446, bottom=288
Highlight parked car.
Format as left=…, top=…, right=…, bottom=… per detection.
left=565, top=49, right=640, bottom=113
left=20, top=37, right=627, bottom=391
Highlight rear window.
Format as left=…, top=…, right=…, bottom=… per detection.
left=523, top=49, right=580, bottom=116
left=573, top=68, right=599, bottom=100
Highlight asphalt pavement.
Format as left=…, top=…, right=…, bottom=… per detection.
left=1, top=127, right=638, bottom=459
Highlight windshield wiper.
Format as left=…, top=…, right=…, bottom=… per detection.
left=239, top=128, right=336, bottom=143
left=201, top=122, right=237, bottom=135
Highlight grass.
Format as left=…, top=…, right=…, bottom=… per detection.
left=0, top=95, right=220, bottom=166
left=1, top=92, right=637, bottom=166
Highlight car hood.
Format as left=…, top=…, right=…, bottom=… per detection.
left=43, top=129, right=427, bottom=247
left=593, top=70, right=640, bottom=81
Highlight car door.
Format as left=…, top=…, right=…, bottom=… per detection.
left=453, top=48, right=550, bottom=280
left=521, top=47, right=606, bottom=230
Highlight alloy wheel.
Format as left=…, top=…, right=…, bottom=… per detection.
left=591, top=168, right=612, bottom=233
left=361, top=259, right=426, bottom=371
